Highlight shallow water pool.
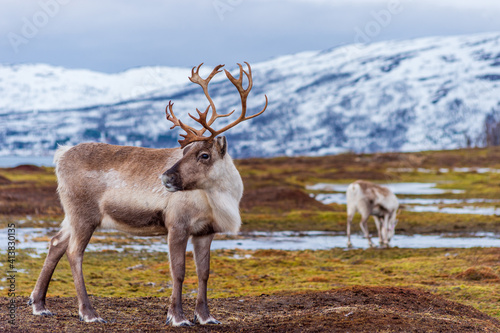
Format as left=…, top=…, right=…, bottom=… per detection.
left=1, top=228, right=498, bottom=254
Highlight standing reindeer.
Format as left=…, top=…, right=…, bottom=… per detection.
left=346, top=180, right=399, bottom=248
left=29, top=62, right=268, bottom=326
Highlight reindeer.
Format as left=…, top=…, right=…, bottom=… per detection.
left=346, top=180, right=399, bottom=248
left=29, top=62, right=268, bottom=326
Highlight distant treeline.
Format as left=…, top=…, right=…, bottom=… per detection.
left=485, top=108, right=500, bottom=146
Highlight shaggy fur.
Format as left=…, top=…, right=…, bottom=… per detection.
left=346, top=180, right=399, bottom=248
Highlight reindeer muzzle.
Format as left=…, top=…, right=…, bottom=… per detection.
left=161, top=170, right=182, bottom=192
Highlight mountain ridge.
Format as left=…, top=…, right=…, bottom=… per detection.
left=1, top=32, right=499, bottom=158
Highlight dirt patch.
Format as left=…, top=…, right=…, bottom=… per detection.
left=2, top=287, right=498, bottom=332
left=0, top=175, right=11, bottom=185
left=0, top=185, right=62, bottom=216
left=321, top=169, right=391, bottom=180
left=241, top=186, right=331, bottom=212
left=8, top=164, right=46, bottom=173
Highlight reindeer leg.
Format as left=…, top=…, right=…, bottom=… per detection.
left=346, top=221, right=352, bottom=248
left=66, top=223, right=105, bottom=323
left=381, top=214, right=390, bottom=248
left=30, top=228, right=70, bottom=316
left=166, top=229, right=193, bottom=327
left=387, top=211, right=398, bottom=243
left=373, top=216, right=383, bottom=247
left=346, top=205, right=356, bottom=248
left=359, top=214, right=374, bottom=247
left=192, top=234, right=220, bottom=325
left=346, top=214, right=354, bottom=248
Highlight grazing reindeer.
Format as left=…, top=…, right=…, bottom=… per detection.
left=29, top=63, right=268, bottom=326
left=346, top=180, right=399, bottom=248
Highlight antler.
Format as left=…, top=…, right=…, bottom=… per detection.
left=166, top=62, right=268, bottom=148
left=165, top=101, right=204, bottom=145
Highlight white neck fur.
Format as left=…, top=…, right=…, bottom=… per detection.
left=205, top=154, right=243, bottom=234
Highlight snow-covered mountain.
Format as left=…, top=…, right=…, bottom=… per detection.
left=1, top=32, right=500, bottom=158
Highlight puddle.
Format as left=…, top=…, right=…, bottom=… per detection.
left=1, top=228, right=498, bottom=253
left=314, top=193, right=348, bottom=205
left=396, top=198, right=496, bottom=205
left=406, top=205, right=500, bottom=216
left=314, top=193, right=497, bottom=207
left=307, top=182, right=465, bottom=195
left=386, top=167, right=500, bottom=174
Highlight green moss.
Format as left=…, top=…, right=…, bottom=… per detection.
left=0, top=166, right=56, bottom=185
left=241, top=211, right=346, bottom=232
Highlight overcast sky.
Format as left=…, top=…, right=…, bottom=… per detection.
left=2, top=0, right=500, bottom=73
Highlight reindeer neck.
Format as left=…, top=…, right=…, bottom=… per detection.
left=204, top=156, right=243, bottom=234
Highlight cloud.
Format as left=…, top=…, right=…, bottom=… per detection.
left=1, top=0, right=499, bottom=72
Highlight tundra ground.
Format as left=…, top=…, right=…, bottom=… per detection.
left=2, top=287, right=499, bottom=332
left=1, top=147, right=499, bottom=332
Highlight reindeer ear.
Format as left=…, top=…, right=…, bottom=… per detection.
left=182, top=145, right=192, bottom=156
left=216, top=136, right=227, bottom=157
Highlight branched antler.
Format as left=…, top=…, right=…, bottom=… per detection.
left=166, top=63, right=268, bottom=148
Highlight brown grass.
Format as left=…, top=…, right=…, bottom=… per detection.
left=456, top=266, right=500, bottom=282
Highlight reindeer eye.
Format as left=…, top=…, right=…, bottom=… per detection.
left=200, top=153, right=210, bottom=160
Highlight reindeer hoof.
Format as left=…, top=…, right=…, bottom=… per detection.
left=32, top=302, right=55, bottom=317
left=166, top=315, right=193, bottom=327
left=79, top=315, right=107, bottom=323
left=194, top=314, right=221, bottom=325
left=179, top=321, right=194, bottom=327
left=40, top=311, right=55, bottom=317
left=34, top=309, right=54, bottom=317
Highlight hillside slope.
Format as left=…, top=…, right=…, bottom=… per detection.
left=1, top=32, right=499, bottom=157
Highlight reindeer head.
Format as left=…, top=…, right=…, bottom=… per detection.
left=162, top=137, right=227, bottom=192
left=161, top=62, right=267, bottom=192
left=387, top=216, right=399, bottom=242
